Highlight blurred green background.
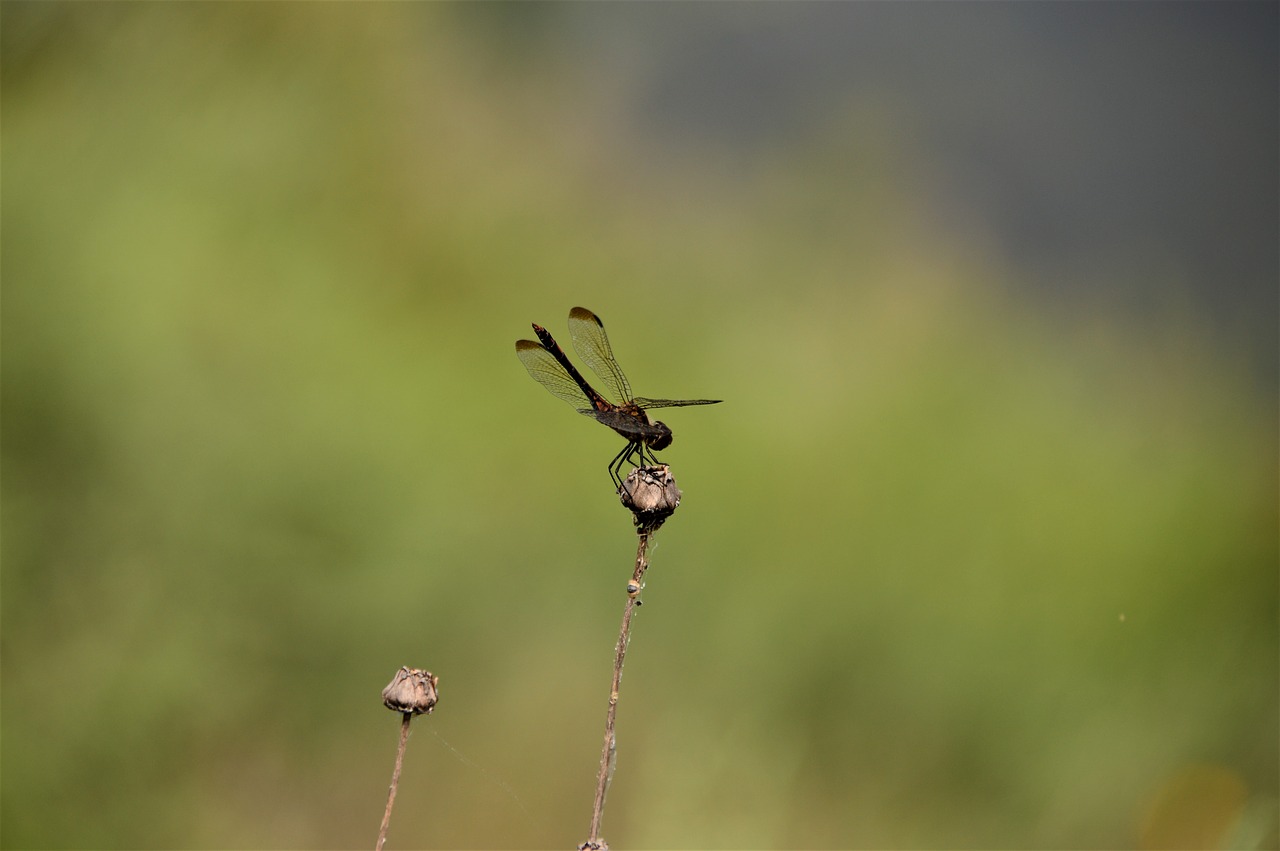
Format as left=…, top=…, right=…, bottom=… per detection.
left=3, top=4, right=1276, bottom=849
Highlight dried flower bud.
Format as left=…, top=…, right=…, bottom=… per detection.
left=619, top=465, right=682, bottom=532
left=381, top=667, right=439, bottom=716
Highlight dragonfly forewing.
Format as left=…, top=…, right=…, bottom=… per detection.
left=568, top=307, right=634, bottom=406
left=632, top=397, right=723, bottom=409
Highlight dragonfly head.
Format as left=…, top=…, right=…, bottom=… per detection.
left=645, top=421, right=674, bottom=451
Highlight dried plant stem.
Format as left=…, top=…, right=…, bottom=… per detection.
left=585, top=529, right=652, bottom=849
left=377, top=713, right=413, bottom=851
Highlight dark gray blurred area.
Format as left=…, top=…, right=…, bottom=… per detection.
left=478, top=2, right=1278, bottom=375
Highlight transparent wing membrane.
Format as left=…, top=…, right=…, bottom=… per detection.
left=631, top=397, right=722, bottom=409
left=515, top=340, right=596, bottom=410
left=568, top=307, right=633, bottom=405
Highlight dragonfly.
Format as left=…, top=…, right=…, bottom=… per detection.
left=516, top=307, right=721, bottom=487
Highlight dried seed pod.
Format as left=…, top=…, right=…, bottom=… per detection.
left=619, top=465, right=682, bottom=532
left=381, top=667, right=439, bottom=716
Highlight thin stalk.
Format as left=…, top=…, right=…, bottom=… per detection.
left=585, top=529, right=651, bottom=848
left=377, top=713, right=413, bottom=851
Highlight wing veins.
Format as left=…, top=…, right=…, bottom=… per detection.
left=568, top=307, right=634, bottom=405
left=632, top=397, right=723, bottom=410
left=516, top=340, right=600, bottom=411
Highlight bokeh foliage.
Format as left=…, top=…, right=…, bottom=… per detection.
left=3, top=5, right=1275, bottom=849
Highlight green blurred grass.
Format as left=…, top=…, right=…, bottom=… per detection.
left=3, top=5, right=1276, bottom=849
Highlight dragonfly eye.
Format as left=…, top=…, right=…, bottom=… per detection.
left=647, top=422, right=674, bottom=451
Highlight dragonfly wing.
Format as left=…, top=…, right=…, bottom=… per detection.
left=516, top=339, right=596, bottom=410
left=568, top=307, right=634, bottom=405
left=632, top=397, right=723, bottom=409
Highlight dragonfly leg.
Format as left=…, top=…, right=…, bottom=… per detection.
left=637, top=442, right=662, bottom=470
left=608, top=440, right=642, bottom=488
